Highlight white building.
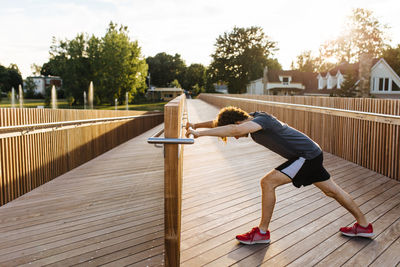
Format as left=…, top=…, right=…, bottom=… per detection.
left=369, top=58, right=400, bottom=98
left=246, top=67, right=316, bottom=96
left=247, top=78, right=264, bottom=95
left=315, top=58, right=400, bottom=98
left=214, top=83, right=228, bottom=94
left=146, top=87, right=183, bottom=101
left=27, top=76, right=62, bottom=95
left=246, top=57, right=400, bottom=98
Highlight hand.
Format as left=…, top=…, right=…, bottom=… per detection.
left=186, top=127, right=200, bottom=138
left=186, top=121, right=195, bottom=130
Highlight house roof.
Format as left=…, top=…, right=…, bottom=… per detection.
left=266, top=70, right=318, bottom=90
left=267, top=70, right=314, bottom=82
left=328, top=62, right=358, bottom=76
left=324, top=58, right=380, bottom=76
left=267, top=70, right=300, bottom=82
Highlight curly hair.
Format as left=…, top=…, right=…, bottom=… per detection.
left=212, top=106, right=250, bottom=142
left=214, top=106, right=250, bottom=127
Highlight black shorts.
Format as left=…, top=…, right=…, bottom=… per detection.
left=275, top=152, right=330, bottom=188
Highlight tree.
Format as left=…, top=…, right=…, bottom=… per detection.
left=24, top=77, right=37, bottom=98
left=266, top=58, right=282, bottom=71
left=0, top=63, right=23, bottom=93
left=42, top=22, right=147, bottom=105
left=291, top=49, right=336, bottom=73
left=8, top=65, right=23, bottom=92
left=321, top=8, right=390, bottom=64
left=31, top=64, right=42, bottom=75
left=182, top=63, right=206, bottom=91
left=0, top=65, right=9, bottom=96
left=382, top=44, right=400, bottom=76
left=97, top=22, right=148, bottom=104
left=169, top=79, right=181, bottom=88
left=42, top=34, right=97, bottom=103
left=334, top=72, right=359, bottom=97
left=146, top=53, right=186, bottom=87
left=204, top=68, right=216, bottom=93
left=41, top=58, right=60, bottom=76
left=291, top=50, right=319, bottom=72
left=190, top=84, right=204, bottom=96
left=209, top=26, right=278, bottom=94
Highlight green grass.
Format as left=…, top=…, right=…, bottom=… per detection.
left=0, top=98, right=166, bottom=111
left=0, top=99, right=68, bottom=108
left=99, top=102, right=167, bottom=111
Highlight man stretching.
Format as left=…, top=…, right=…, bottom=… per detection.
left=186, top=106, right=373, bottom=245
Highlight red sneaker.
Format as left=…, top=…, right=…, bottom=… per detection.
left=236, top=227, right=271, bottom=245
left=340, top=223, right=374, bottom=237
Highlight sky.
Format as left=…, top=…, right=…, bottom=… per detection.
left=1, top=0, right=399, bottom=78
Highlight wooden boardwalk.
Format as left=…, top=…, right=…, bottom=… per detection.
left=181, top=99, right=400, bottom=267
left=0, top=99, right=399, bottom=266
left=0, top=125, right=165, bottom=267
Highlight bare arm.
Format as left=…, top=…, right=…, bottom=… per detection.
left=186, top=121, right=262, bottom=138
left=186, top=120, right=214, bottom=130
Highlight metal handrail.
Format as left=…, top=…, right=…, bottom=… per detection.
left=0, top=113, right=163, bottom=139
left=147, top=135, right=194, bottom=145
left=214, top=95, right=400, bottom=125
left=147, top=98, right=195, bottom=145
left=147, top=118, right=194, bottom=145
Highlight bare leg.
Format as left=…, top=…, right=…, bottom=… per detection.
left=259, top=170, right=292, bottom=232
left=314, top=179, right=368, bottom=227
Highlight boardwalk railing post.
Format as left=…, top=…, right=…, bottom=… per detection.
left=164, top=95, right=185, bottom=267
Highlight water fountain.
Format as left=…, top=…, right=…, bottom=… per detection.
left=19, top=84, right=23, bottom=108
left=51, top=85, right=57, bottom=109
left=84, top=91, right=87, bottom=109
left=88, top=81, right=94, bottom=109
left=125, top=92, right=129, bottom=110
left=11, top=87, right=15, bottom=108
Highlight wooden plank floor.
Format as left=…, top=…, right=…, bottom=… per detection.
left=182, top=99, right=400, bottom=267
left=0, top=124, right=165, bottom=267
left=1, top=99, right=399, bottom=267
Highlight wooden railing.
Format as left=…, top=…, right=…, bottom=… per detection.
left=0, top=108, right=164, bottom=206
left=163, top=94, right=187, bottom=267
left=199, top=93, right=400, bottom=181
left=147, top=94, right=193, bottom=266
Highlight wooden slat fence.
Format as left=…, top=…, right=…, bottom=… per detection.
left=0, top=108, right=164, bottom=206
left=163, top=94, right=186, bottom=267
left=199, top=93, right=400, bottom=181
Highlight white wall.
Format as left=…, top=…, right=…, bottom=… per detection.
left=370, top=59, right=400, bottom=95
left=336, top=73, right=343, bottom=89
left=246, top=78, right=263, bottom=95
left=318, top=76, right=326, bottom=89
left=327, top=73, right=337, bottom=89
left=266, top=82, right=304, bottom=90
left=32, top=78, right=45, bottom=94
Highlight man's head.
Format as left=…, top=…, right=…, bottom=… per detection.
left=214, top=106, right=250, bottom=127
left=214, top=106, right=251, bottom=141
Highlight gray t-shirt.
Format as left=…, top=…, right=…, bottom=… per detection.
left=250, top=112, right=322, bottom=160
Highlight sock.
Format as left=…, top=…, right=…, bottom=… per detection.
left=259, top=228, right=267, bottom=234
